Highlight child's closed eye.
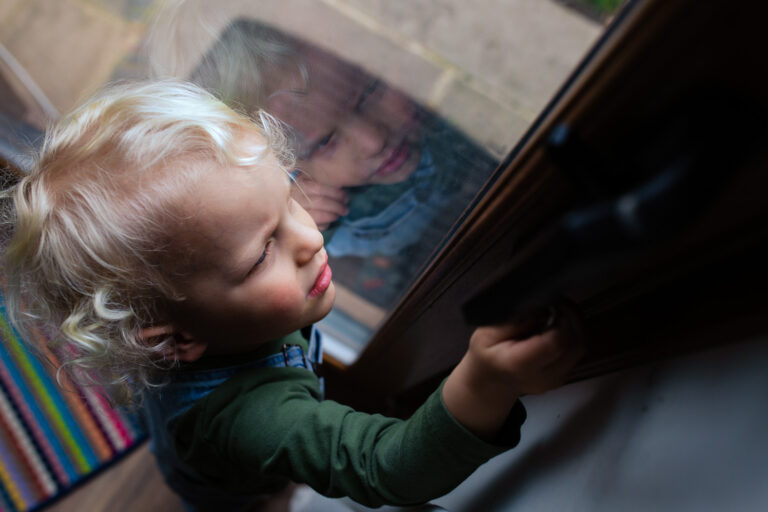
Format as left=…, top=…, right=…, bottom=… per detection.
left=247, top=239, right=273, bottom=277
left=355, top=79, right=382, bottom=112
left=309, top=131, right=336, bottom=158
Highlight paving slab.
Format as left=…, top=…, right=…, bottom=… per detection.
left=437, top=77, right=533, bottom=157
left=342, top=0, right=602, bottom=114
left=0, top=0, right=26, bottom=29
left=0, top=0, right=143, bottom=114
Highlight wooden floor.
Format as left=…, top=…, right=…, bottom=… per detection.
left=47, top=442, right=186, bottom=512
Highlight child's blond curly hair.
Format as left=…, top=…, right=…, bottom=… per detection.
left=0, top=80, right=293, bottom=399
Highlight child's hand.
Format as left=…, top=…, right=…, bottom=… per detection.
left=467, top=306, right=584, bottom=396
left=443, top=305, right=584, bottom=441
left=292, top=175, right=349, bottom=230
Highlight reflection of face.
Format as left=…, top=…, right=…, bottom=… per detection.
left=168, top=152, right=335, bottom=354
left=267, top=45, right=422, bottom=187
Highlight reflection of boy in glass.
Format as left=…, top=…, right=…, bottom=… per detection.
left=266, top=42, right=439, bottom=258
left=191, top=19, right=498, bottom=303
left=269, top=43, right=424, bottom=201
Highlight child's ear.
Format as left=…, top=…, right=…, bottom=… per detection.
left=138, top=325, right=208, bottom=363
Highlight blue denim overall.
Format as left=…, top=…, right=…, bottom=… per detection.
left=325, top=148, right=449, bottom=258
left=140, top=327, right=323, bottom=511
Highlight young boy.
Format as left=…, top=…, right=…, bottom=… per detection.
left=1, top=81, right=582, bottom=511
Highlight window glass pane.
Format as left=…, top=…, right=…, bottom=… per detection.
left=0, top=0, right=626, bottom=362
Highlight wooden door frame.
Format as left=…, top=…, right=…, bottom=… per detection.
left=330, top=0, right=768, bottom=410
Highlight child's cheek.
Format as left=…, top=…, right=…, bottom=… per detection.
left=263, top=287, right=303, bottom=317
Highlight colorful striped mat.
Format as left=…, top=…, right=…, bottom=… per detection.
left=0, top=293, right=146, bottom=512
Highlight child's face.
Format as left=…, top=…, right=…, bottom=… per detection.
left=167, top=153, right=335, bottom=354
left=267, top=45, right=423, bottom=188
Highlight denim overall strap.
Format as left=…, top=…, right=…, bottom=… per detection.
left=234, top=328, right=324, bottom=396
left=146, top=328, right=321, bottom=419
left=250, top=325, right=322, bottom=372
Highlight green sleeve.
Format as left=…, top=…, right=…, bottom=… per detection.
left=175, top=368, right=525, bottom=507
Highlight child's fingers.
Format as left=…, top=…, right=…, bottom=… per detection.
left=519, top=302, right=584, bottom=363
left=292, top=176, right=348, bottom=203
left=305, top=184, right=348, bottom=204
left=542, top=328, right=584, bottom=376
left=552, top=299, right=586, bottom=343
left=515, top=306, right=585, bottom=393
left=472, top=305, right=560, bottom=348
left=315, top=184, right=348, bottom=204
left=306, top=207, right=345, bottom=228
left=473, top=300, right=584, bottom=360
left=488, top=328, right=581, bottom=395
left=306, top=195, right=349, bottom=218
left=472, top=313, right=549, bottom=348
left=468, top=301, right=586, bottom=395
left=545, top=301, right=586, bottom=367
left=525, top=341, right=584, bottom=394
left=499, top=326, right=572, bottom=369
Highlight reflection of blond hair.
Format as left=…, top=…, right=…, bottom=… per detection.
left=189, top=19, right=307, bottom=112
left=148, top=0, right=306, bottom=112
left=1, top=80, right=292, bottom=400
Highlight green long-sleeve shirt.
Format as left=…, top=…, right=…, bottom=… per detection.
left=173, top=334, right=526, bottom=507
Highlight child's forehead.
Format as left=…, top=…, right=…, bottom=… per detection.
left=267, top=46, right=372, bottom=131
left=167, top=160, right=290, bottom=258
left=184, top=154, right=289, bottom=212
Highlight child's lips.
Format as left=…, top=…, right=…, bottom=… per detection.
left=308, top=254, right=332, bottom=298
left=374, top=139, right=410, bottom=178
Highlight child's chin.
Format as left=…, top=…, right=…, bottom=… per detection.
left=312, top=283, right=336, bottom=319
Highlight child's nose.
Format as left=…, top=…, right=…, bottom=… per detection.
left=345, top=116, right=387, bottom=157
left=292, top=218, right=324, bottom=265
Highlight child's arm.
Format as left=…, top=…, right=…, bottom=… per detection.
left=443, top=308, right=583, bottom=441
left=175, top=308, right=583, bottom=506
